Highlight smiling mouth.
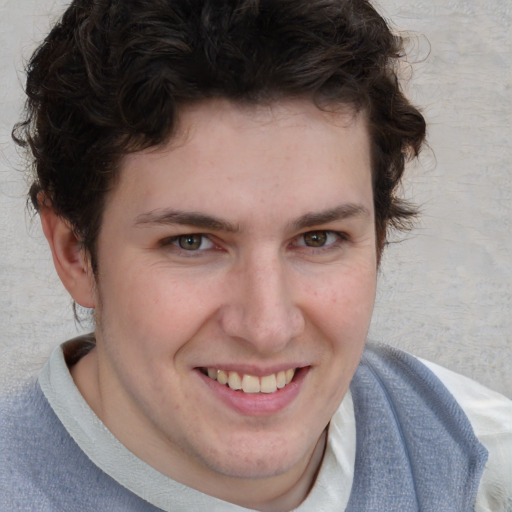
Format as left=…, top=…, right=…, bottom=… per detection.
left=200, top=367, right=297, bottom=394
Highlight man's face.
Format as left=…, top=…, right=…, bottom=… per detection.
left=86, top=99, right=377, bottom=488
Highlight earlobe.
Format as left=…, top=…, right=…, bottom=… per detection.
left=40, top=206, right=96, bottom=309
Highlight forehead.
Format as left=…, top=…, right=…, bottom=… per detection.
left=169, top=99, right=366, bottom=155
left=107, top=99, right=373, bottom=226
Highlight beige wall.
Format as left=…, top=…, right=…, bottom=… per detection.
left=1, top=0, right=511, bottom=396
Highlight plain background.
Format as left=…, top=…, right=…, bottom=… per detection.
left=1, top=0, right=511, bottom=397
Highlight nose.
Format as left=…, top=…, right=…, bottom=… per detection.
left=219, top=250, right=305, bottom=354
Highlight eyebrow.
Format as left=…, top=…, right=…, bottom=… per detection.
left=134, top=209, right=239, bottom=232
left=135, top=204, right=369, bottom=233
left=290, top=204, right=370, bottom=231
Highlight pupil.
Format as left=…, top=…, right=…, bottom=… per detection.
left=179, top=235, right=201, bottom=250
left=305, top=231, right=327, bottom=247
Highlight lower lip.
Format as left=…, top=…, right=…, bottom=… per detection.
left=197, top=367, right=308, bottom=416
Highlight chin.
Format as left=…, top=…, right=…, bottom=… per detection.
left=196, top=430, right=314, bottom=480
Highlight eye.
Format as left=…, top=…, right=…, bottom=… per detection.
left=163, top=234, right=214, bottom=251
left=297, top=230, right=343, bottom=248
left=303, top=231, right=328, bottom=247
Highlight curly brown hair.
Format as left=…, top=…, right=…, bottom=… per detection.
left=13, top=0, right=426, bottom=270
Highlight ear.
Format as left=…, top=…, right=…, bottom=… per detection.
left=40, top=206, right=96, bottom=308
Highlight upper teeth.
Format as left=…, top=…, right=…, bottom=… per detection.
left=206, top=368, right=295, bottom=394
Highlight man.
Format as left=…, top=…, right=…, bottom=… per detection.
left=1, top=0, right=511, bottom=511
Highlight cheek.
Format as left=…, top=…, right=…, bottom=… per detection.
left=308, top=264, right=377, bottom=342
left=316, top=268, right=376, bottom=399
left=97, top=261, right=220, bottom=353
left=324, top=260, right=376, bottom=301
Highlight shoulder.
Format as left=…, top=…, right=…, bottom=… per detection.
left=0, top=355, right=165, bottom=512
left=419, top=358, right=512, bottom=440
left=350, top=344, right=489, bottom=510
left=0, top=380, right=58, bottom=511
left=419, top=358, right=512, bottom=512
left=355, top=343, right=511, bottom=511
left=0, top=379, right=52, bottom=436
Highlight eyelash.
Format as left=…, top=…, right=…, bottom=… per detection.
left=291, top=230, right=348, bottom=251
left=160, top=234, right=215, bottom=252
left=160, top=230, right=348, bottom=254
